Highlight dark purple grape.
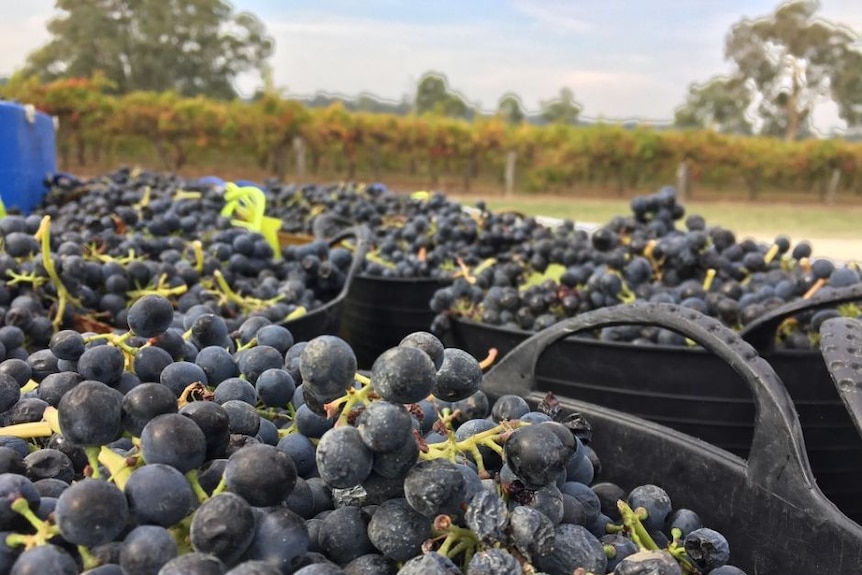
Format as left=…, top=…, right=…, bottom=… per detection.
left=127, top=295, right=175, bottom=338
left=432, top=348, right=482, bottom=402
left=396, top=551, right=461, bottom=575
left=132, top=345, right=174, bottom=383
left=140, top=413, right=207, bottom=473
left=0, top=473, right=40, bottom=529
left=602, top=533, right=638, bottom=572
left=504, top=424, right=572, bottom=489
left=57, top=380, right=124, bottom=446
left=342, top=554, right=396, bottom=575
left=684, top=527, right=731, bottom=572
left=277, top=433, right=317, bottom=478
left=48, top=330, right=85, bottom=361
left=214, top=377, right=258, bottom=406
left=125, top=463, right=195, bottom=527
left=122, top=382, right=178, bottom=437
left=318, top=505, right=375, bottom=565
left=23, top=449, right=73, bottom=483
left=221, top=399, right=261, bottom=436
left=299, top=336, right=357, bottom=400
left=190, top=492, right=256, bottom=565
left=315, top=426, right=373, bottom=489
left=255, top=368, right=295, bottom=409
left=667, top=508, right=702, bottom=537
left=0, top=374, right=20, bottom=413
left=366, top=498, right=430, bottom=562
left=627, top=484, right=672, bottom=532
left=403, top=459, right=466, bottom=518
left=195, top=346, right=238, bottom=387
left=180, top=400, right=231, bottom=460
left=240, top=507, right=309, bottom=573
left=224, top=561, right=282, bottom=575
left=356, top=401, right=412, bottom=453
left=464, top=490, right=507, bottom=545
left=398, top=331, right=445, bottom=369
left=466, top=548, right=521, bottom=575
left=160, top=361, right=208, bottom=398
left=237, top=345, right=284, bottom=384
left=370, top=346, right=436, bottom=404
left=9, top=544, right=77, bottom=575
left=371, top=432, right=419, bottom=480
left=613, top=550, right=683, bottom=575
left=120, top=524, right=179, bottom=575
left=157, top=552, right=227, bottom=575
left=535, top=523, right=607, bottom=575
left=55, top=478, right=129, bottom=547
left=76, top=345, right=125, bottom=385
left=224, top=443, right=297, bottom=507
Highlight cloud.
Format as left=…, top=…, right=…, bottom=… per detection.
left=510, top=0, right=595, bottom=33
left=0, top=10, right=52, bottom=76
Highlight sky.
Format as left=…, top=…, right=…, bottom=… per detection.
left=2, top=0, right=862, bottom=133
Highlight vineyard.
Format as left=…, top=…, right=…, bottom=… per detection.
left=4, top=73, right=862, bottom=202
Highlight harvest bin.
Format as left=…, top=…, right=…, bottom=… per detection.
left=481, top=303, right=862, bottom=574
left=340, top=275, right=451, bottom=369
left=278, top=221, right=371, bottom=343
left=0, top=101, right=56, bottom=213
left=451, top=283, right=862, bottom=524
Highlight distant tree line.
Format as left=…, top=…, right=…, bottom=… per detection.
left=7, top=0, right=862, bottom=140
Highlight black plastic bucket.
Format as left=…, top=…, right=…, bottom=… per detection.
left=481, top=303, right=862, bottom=573
left=280, top=223, right=372, bottom=343
left=820, top=316, right=862, bottom=435
left=340, top=275, right=452, bottom=369
left=450, top=284, right=862, bottom=523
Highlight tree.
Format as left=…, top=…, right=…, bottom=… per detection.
left=414, top=72, right=471, bottom=118
left=674, top=76, right=755, bottom=135
left=22, top=0, right=274, bottom=99
left=681, top=0, right=862, bottom=140
left=497, top=93, right=525, bottom=125
left=540, top=87, right=582, bottom=125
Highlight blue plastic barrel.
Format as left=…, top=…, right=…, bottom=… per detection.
left=0, top=101, right=57, bottom=213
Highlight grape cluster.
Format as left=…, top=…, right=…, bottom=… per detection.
left=0, top=285, right=748, bottom=574
left=3, top=168, right=360, bottom=343
left=430, top=187, right=861, bottom=350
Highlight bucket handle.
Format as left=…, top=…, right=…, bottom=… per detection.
left=316, top=217, right=373, bottom=295
left=482, top=302, right=820, bottom=511
left=819, top=316, right=862, bottom=435
left=740, top=283, right=862, bottom=351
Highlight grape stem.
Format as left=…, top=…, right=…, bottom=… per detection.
left=8, top=498, right=61, bottom=549
left=35, top=215, right=82, bottom=330
left=617, top=500, right=660, bottom=551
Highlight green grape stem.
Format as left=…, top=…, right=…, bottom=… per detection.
left=35, top=215, right=82, bottom=330
left=209, top=270, right=284, bottom=314
left=185, top=469, right=210, bottom=504
left=617, top=500, right=660, bottom=551
left=9, top=498, right=61, bottom=548
left=420, top=420, right=520, bottom=477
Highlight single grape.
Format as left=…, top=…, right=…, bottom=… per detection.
left=190, top=492, right=256, bottom=565
left=127, top=294, right=175, bottom=338
left=57, top=380, right=124, bottom=446
left=125, top=463, right=195, bottom=527
left=55, top=478, right=129, bottom=547
left=370, top=346, right=437, bottom=404
left=224, top=443, right=297, bottom=507
left=140, top=413, right=207, bottom=473
left=315, top=426, right=373, bottom=489
left=120, top=524, right=179, bottom=575
left=433, top=348, right=482, bottom=402
left=684, top=527, right=731, bottom=572
left=367, top=498, right=430, bottom=562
